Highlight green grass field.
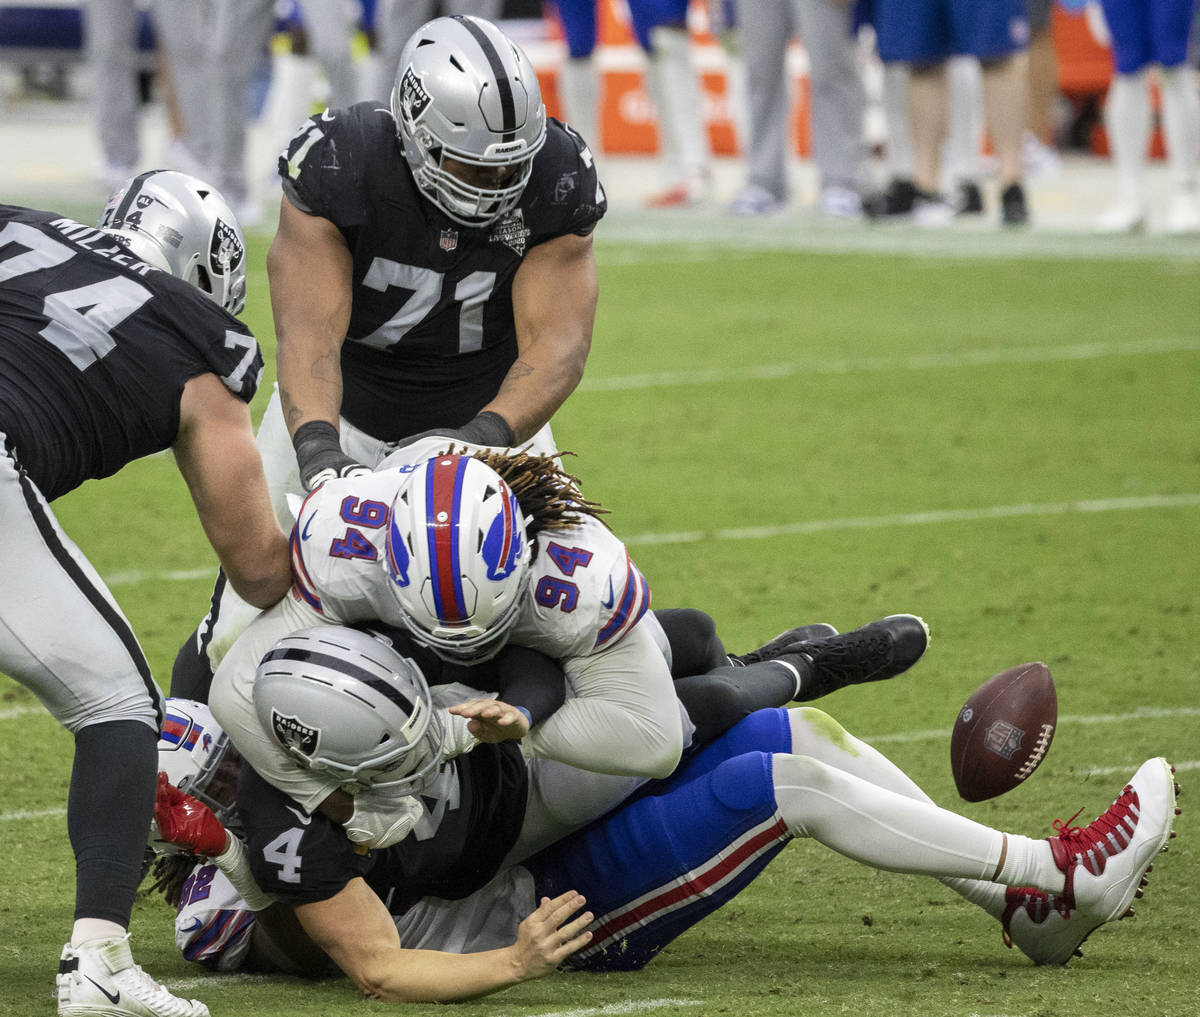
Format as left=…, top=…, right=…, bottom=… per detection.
left=2, top=220, right=1198, bottom=1017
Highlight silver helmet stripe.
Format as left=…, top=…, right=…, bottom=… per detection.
left=259, top=646, right=418, bottom=714
left=452, top=15, right=516, bottom=139
left=108, top=169, right=161, bottom=228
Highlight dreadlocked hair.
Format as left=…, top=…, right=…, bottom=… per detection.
left=146, top=852, right=198, bottom=909
left=430, top=445, right=607, bottom=544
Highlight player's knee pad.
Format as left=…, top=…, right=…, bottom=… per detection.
left=787, top=707, right=853, bottom=758
left=663, top=707, right=792, bottom=792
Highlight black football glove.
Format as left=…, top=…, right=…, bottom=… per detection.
left=395, top=411, right=516, bottom=451
left=292, top=420, right=370, bottom=491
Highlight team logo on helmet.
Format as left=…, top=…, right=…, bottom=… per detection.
left=210, top=218, right=244, bottom=277
left=271, top=710, right=319, bottom=758
left=481, top=489, right=524, bottom=581
left=399, top=67, right=432, bottom=123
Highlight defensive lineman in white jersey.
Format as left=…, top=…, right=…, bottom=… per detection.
left=208, top=437, right=690, bottom=850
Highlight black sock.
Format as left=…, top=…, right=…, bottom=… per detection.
left=70, top=721, right=157, bottom=926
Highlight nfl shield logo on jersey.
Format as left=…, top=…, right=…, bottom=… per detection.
left=271, top=710, right=319, bottom=757
left=439, top=229, right=458, bottom=252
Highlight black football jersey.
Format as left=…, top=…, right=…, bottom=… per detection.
left=0, top=205, right=263, bottom=501
left=238, top=740, right=528, bottom=909
left=277, top=103, right=606, bottom=441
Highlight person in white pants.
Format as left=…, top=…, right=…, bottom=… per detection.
left=1095, top=0, right=1200, bottom=234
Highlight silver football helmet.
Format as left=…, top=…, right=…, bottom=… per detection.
left=98, top=169, right=247, bottom=315
left=150, top=698, right=239, bottom=855
left=391, top=15, right=547, bottom=226
left=253, top=626, right=445, bottom=794
left=385, top=454, right=531, bottom=664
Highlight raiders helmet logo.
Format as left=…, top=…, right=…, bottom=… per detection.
left=400, top=67, right=432, bottom=123
left=209, top=218, right=245, bottom=277
left=271, top=710, right=319, bottom=758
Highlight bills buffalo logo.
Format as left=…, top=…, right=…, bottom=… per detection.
left=439, top=228, right=458, bottom=252
left=271, top=710, right=319, bottom=758
left=399, top=67, right=432, bottom=123
left=489, top=210, right=530, bottom=256
left=983, top=719, right=1025, bottom=761
left=210, top=218, right=245, bottom=277
left=481, top=489, right=525, bottom=580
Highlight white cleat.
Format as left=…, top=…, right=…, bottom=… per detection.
left=1095, top=198, right=1147, bottom=234
left=57, top=934, right=209, bottom=1017
left=1003, top=757, right=1179, bottom=965
left=1164, top=189, right=1200, bottom=235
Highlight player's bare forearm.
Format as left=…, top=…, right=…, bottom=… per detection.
left=268, top=197, right=353, bottom=436
left=498, top=232, right=597, bottom=442
left=297, top=879, right=592, bottom=1003
left=175, top=375, right=291, bottom=609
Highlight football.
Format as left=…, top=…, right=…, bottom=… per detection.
left=950, top=662, right=1057, bottom=802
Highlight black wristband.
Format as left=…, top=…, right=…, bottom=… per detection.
left=458, top=411, right=516, bottom=448
left=292, top=419, right=342, bottom=460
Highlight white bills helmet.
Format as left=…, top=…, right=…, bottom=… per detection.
left=150, top=698, right=239, bottom=855
left=391, top=15, right=547, bottom=226
left=99, top=169, right=247, bottom=315
left=253, top=626, right=445, bottom=794
left=385, top=454, right=530, bottom=664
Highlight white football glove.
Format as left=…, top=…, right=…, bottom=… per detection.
left=344, top=789, right=423, bottom=850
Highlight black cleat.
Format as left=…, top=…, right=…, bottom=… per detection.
left=1001, top=182, right=1029, bottom=227
left=729, top=623, right=839, bottom=667
left=782, top=614, right=930, bottom=701
left=863, top=177, right=917, bottom=218
left=954, top=180, right=984, bottom=216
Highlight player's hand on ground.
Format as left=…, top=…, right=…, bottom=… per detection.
left=154, top=772, right=228, bottom=856
left=449, top=698, right=530, bottom=742
left=513, top=891, right=592, bottom=979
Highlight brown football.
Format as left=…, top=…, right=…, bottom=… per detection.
left=950, top=662, right=1057, bottom=802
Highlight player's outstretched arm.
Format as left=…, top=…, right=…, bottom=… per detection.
left=494, top=230, right=597, bottom=443
left=269, top=199, right=353, bottom=439
left=174, top=373, right=291, bottom=608
left=295, top=877, right=592, bottom=1003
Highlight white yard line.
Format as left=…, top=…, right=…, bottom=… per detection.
left=93, top=492, right=1200, bottom=587
left=579, top=336, right=1200, bottom=393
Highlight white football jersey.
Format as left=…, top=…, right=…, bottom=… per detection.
left=289, top=466, right=651, bottom=661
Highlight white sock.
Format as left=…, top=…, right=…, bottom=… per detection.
left=883, top=61, right=913, bottom=179
left=560, top=56, right=601, bottom=152
left=71, top=918, right=125, bottom=948
left=772, top=753, right=1007, bottom=880
left=946, top=55, right=983, bottom=184
left=1107, top=71, right=1152, bottom=204
left=1160, top=66, right=1200, bottom=192
left=648, top=26, right=710, bottom=185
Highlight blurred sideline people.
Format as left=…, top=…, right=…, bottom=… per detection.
left=84, top=0, right=205, bottom=186
left=873, top=0, right=1031, bottom=227
left=170, top=15, right=605, bottom=700
left=370, top=0, right=504, bottom=103
left=551, top=0, right=713, bottom=207
left=1023, top=0, right=1063, bottom=179
left=726, top=0, right=866, bottom=219
left=866, top=53, right=989, bottom=220
left=1, top=171, right=291, bottom=1017
left=1094, top=0, right=1200, bottom=233
left=204, top=0, right=365, bottom=225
